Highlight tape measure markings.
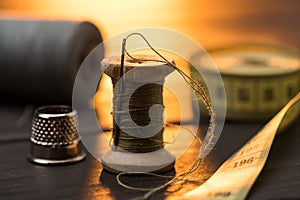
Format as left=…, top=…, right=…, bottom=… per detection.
left=191, top=43, right=300, bottom=121
left=181, top=91, right=300, bottom=200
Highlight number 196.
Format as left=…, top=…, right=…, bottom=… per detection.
left=233, top=157, right=254, bottom=168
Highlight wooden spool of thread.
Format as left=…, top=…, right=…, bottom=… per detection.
left=100, top=54, right=176, bottom=173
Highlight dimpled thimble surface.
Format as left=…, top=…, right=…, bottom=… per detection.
left=28, top=105, right=86, bottom=165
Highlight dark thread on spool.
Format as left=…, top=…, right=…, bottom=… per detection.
left=109, top=32, right=215, bottom=156
left=110, top=37, right=166, bottom=153
left=112, top=80, right=165, bottom=153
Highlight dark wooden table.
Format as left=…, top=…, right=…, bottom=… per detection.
left=0, top=0, right=300, bottom=199
left=0, top=102, right=299, bottom=200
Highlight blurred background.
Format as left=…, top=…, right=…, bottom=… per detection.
left=1, top=0, right=299, bottom=127
left=1, top=0, right=300, bottom=49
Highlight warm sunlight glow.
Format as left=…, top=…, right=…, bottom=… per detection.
left=0, top=0, right=282, bottom=48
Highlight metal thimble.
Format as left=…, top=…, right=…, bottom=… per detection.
left=28, top=105, right=86, bottom=165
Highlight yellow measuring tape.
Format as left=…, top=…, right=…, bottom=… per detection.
left=181, top=91, right=300, bottom=200
left=191, top=43, right=300, bottom=121
left=180, top=43, right=300, bottom=199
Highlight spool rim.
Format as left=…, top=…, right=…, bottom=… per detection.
left=101, top=54, right=175, bottom=82
left=101, top=148, right=175, bottom=173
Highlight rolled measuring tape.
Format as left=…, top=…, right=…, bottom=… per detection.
left=191, top=43, right=300, bottom=121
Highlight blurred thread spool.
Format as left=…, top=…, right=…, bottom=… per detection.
left=0, top=19, right=103, bottom=104
left=100, top=54, right=176, bottom=173
left=191, top=43, right=300, bottom=122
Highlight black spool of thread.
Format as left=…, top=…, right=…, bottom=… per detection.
left=0, top=19, right=103, bottom=104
